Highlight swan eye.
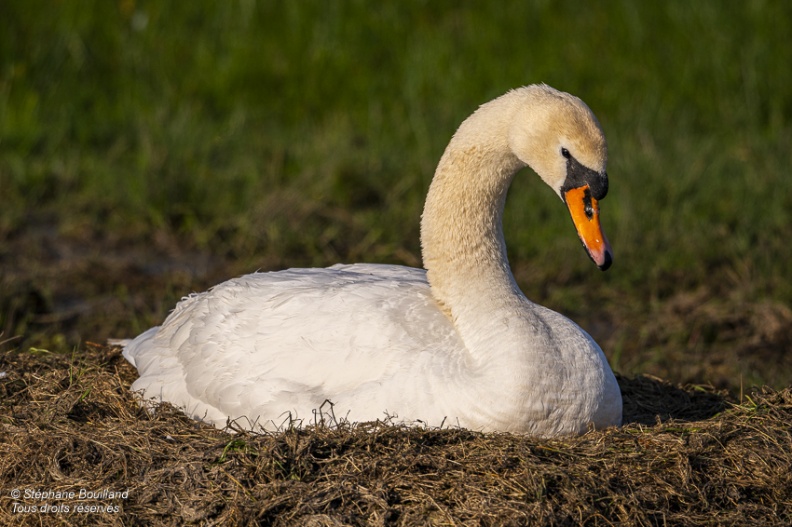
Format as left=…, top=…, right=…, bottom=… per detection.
left=561, top=147, right=571, bottom=159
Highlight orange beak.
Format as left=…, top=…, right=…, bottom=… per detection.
left=563, top=185, right=613, bottom=270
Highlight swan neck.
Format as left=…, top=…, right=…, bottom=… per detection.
left=420, top=103, right=527, bottom=322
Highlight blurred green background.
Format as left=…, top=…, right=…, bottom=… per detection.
left=1, top=1, right=790, bottom=390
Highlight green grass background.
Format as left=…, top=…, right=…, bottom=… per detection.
left=1, top=1, right=790, bottom=387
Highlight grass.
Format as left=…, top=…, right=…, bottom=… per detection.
left=0, top=4, right=792, bottom=522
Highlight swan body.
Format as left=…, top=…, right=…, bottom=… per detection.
left=122, top=84, right=622, bottom=436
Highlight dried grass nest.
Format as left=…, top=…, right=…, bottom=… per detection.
left=1, top=345, right=790, bottom=526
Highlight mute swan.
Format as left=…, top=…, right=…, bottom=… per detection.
left=120, top=84, right=622, bottom=436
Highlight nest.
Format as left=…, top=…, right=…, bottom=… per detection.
left=1, top=345, right=790, bottom=526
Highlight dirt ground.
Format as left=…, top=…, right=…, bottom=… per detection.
left=3, top=219, right=792, bottom=392
left=2, top=221, right=792, bottom=526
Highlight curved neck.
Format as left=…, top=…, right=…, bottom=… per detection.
left=420, top=94, right=529, bottom=338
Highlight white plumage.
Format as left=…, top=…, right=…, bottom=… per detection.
left=121, top=85, right=623, bottom=436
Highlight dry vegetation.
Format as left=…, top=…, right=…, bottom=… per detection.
left=1, top=345, right=790, bottom=526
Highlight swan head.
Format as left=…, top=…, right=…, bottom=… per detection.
left=508, top=85, right=612, bottom=270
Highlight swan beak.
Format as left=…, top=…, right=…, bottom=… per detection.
left=563, top=185, right=613, bottom=271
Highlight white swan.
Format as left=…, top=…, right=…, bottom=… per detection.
left=120, top=84, right=622, bottom=436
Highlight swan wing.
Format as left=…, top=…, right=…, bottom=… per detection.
left=122, top=264, right=464, bottom=429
